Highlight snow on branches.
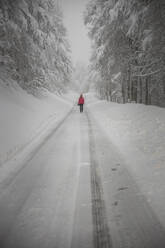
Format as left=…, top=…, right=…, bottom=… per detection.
left=85, top=0, right=165, bottom=107
left=0, top=0, right=72, bottom=94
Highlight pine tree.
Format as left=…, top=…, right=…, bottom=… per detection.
left=0, top=0, right=72, bottom=94
left=84, top=0, right=165, bottom=106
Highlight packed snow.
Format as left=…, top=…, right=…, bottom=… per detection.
left=87, top=93, right=165, bottom=228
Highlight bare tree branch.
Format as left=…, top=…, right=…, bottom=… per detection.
left=130, top=59, right=161, bottom=69
left=133, top=69, right=161, bottom=77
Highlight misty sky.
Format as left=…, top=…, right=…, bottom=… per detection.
left=60, top=0, right=91, bottom=65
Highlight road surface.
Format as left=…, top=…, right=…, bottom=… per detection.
left=0, top=107, right=165, bottom=248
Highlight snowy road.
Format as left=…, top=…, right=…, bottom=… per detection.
left=0, top=106, right=165, bottom=248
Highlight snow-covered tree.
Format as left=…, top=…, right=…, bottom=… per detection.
left=84, top=0, right=165, bottom=106
left=71, top=62, right=91, bottom=93
left=0, top=0, right=72, bottom=94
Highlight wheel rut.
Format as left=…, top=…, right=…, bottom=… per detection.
left=86, top=112, right=112, bottom=248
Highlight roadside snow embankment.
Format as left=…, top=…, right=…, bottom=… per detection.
left=88, top=99, right=165, bottom=226
left=0, top=84, right=73, bottom=181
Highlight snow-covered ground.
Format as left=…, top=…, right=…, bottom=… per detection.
left=0, top=83, right=76, bottom=185
left=1, top=89, right=165, bottom=247
left=86, top=93, right=165, bottom=227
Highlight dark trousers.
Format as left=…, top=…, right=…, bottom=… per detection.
left=79, top=104, right=83, bottom=112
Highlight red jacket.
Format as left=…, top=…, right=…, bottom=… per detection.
left=78, top=96, right=84, bottom=105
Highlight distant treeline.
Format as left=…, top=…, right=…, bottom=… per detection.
left=85, top=0, right=165, bottom=107
left=0, top=0, right=72, bottom=94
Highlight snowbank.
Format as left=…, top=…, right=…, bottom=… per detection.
left=87, top=98, right=165, bottom=227
left=0, top=84, right=73, bottom=166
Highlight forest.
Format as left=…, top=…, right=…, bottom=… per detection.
left=0, top=0, right=72, bottom=94
left=0, top=0, right=165, bottom=107
left=85, top=0, right=165, bottom=107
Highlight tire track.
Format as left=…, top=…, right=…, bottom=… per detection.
left=86, top=112, right=112, bottom=248
left=86, top=109, right=165, bottom=248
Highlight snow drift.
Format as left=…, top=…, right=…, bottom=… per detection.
left=0, top=83, right=73, bottom=166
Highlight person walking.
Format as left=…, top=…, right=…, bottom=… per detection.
left=78, top=94, right=84, bottom=113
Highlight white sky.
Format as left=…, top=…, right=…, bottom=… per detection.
left=60, top=0, right=91, bottom=66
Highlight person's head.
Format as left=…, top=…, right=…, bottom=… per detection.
left=80, top=94, right=83, bottom=97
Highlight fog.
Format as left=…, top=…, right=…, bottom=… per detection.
left=60, top=0, right=91, bottom=65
